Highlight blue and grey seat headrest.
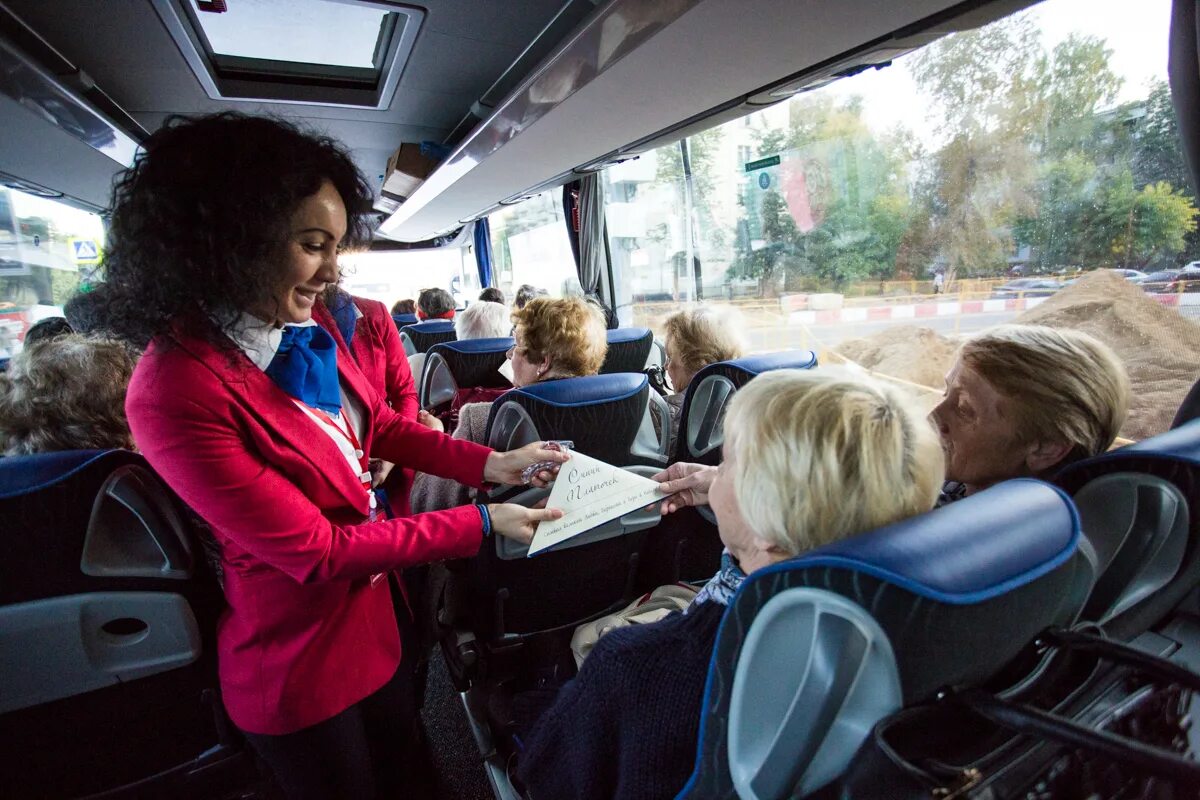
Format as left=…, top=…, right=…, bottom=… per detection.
left=392, top=312, right=418, bottom=326
left=404, top=319, right=456, bottom=334
left=421, top=338, right=515, bottom=407
left=690, top=350, right=819, bottom=387
left=0, top=449, right=124, bottom=499
left=511, top=372, right=646, bottom=407
left=599, top=328, right=653, bottom=374
left=731, top=478, right=1086, bottom=701
left=486, top=374, right=649, bottom=464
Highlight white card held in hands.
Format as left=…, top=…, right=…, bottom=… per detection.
left=528, top=450, right=662, bottom=556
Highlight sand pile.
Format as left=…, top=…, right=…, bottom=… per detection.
left=834, top=326, right=959, bottom=390
left=1015, top=271, right=1200, bottom=439
left=833, top=271, right=1200, bottom=440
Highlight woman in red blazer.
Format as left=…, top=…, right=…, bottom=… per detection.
left=104, top=113, right=564, bottom=799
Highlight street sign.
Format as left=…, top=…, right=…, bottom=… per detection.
left=70, top=238, right=101, bottom=265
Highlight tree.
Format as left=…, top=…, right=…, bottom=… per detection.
left=1099, top=175, right=1198, bottom=267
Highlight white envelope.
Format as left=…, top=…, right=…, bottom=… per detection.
left=529, top=450, right=662, bottom=556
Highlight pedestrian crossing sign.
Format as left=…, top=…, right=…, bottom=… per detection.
left=71, top=238, right=101, bottom=265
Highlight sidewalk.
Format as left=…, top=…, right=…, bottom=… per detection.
left=788, top=292, right=1200, bottom=325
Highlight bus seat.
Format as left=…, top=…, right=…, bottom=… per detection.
left=437, top=375, right=660, bottom=691
left=1053, top=419, right=1200, bottom=639
left=418, top=336, right=513, bottom=410
left=399, top=319, right=456, bottom=356
left=392, top=311, right=419, bottom=328
left=678, top=479, right=1090, bottom=800
left=637, top=351, right=821, bottom=591
left=1172, top=377, right=1200, bottom=429
left=0, top=449, right=249, bottom=798
left=675, top=350, right=819, bottom=465
left=599, top=327, right=653, bottom=374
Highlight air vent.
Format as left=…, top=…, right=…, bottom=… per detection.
left=151, top=0, right=423, bottom=109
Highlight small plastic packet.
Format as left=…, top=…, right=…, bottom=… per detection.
left=521, top=440, right=574, bottom=485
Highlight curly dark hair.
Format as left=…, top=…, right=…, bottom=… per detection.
left=101, top=112, right=376, bottom=347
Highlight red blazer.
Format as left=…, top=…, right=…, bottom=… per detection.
left=332, top=297, right=418, bottom=516
left=126, top=314, right=491, bottom=735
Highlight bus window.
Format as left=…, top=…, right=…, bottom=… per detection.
left=338, top=244, right=476, bottom=311
left=0, top=187, right=104, bottom=356
left=489, top=189, right=577, bottom=299
left=604, top=0, right=1191, bottom=441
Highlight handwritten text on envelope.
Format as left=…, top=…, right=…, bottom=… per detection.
left=528, top=450, right=662, bottom=556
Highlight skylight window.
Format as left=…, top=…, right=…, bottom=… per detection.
left=152, top=0, right=423, bottom=109
left=195, top=0, right=388, bottom=69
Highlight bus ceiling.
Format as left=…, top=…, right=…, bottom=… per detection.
left=0, top=0, right=1038, bottom=239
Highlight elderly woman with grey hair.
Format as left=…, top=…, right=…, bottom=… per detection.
left=930, top=324, right=1130, bottom=505
left=515, top=366, right=946, bottom=800
left=455, top=300, right=510, bottom=341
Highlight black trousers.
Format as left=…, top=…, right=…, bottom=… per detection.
left=242, top=579, right=431, bottom=799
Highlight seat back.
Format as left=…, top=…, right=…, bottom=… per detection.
left=676, top=350, right=818, bottom=465
left=0, top=450, right=235, bottom=797
left=485, top=373, right=658, bottom=469
left=442, top=375, right=659, bottom=668
left=679, top=479, right=1091, bottom=800
left=399, top=319, right=456, bottom=356
left=392, top=312, right=419, bottom=327
left=599, top=327, right=653, bottom=374
left=1053, top=419, right=1200, bottom=637
left=419, top=337, right=514, bottom=409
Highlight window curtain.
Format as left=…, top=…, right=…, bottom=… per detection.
left=576, top=173, right=607, bottom=296
left=473, top=218, right=495, bottom=288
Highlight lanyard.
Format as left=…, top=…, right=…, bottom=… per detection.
left=305, top=404, right=385, bottom=585
left=307, top=405, right=371, bottom=490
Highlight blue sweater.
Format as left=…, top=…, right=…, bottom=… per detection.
left=516, top=600, right=725, bottom=800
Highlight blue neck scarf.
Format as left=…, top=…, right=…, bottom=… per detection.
left=264, top=324, right=342, bottom=414
left=686, top=549, right=747, bottom=613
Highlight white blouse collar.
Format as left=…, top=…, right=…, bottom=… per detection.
left=219, top=311, right=316, bottom=373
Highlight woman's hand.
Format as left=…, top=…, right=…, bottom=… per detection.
left=483, top=441, right=571, bottom=487
left=653, top=462, right=717, bottom=514
left=369, top=459, right=395, bottom=489
left=417, top=409, right=444, bottom=433
left=488, top=503, right=564, bottom=545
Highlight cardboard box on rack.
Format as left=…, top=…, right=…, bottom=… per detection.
left=382, top=143, right=437, bottom=200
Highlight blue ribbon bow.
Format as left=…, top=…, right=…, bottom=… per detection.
left=264, top=324, right=342, bottom=414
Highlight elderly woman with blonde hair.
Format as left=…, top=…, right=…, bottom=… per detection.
left=931, top=324, right=1130, bottom=505
left=515, top=366, right=946, bottom=800
left=411, top=295, right=607, bottom=512
left=0, top=334, right=137, bottom=454
left=659, top=306, right=749, bottom=450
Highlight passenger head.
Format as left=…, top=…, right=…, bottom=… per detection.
left=23, top=317, right=74, bottom=346
left=101, top=112, right=375, bottom=346
left=514, top=284, right=542, bottom=310
left=64, top=285, right=116, bottom=336
left=417, top=288, right=456, bottom=320
left=478, top=287, right=505, bottom=305
left=0, top=334, right=137, bottom=455
left=391, top=298, right=416, bottom=316
left=710, top=367, right=944, bottom=574
left=662, top=306, right=749, bottom=392
left=455, top=301, right=509, bottom=340
left=508, top=296, right=607, bottom=387
left=930, top=325, right=1129, bottom=493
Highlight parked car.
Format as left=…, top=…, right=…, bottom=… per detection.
left=1137, top=269, right=1182, bottom=292
left=1165, top=266, right=1200, bottom=293
left=990, top=279, right=1063, bottom=299
left=1106, top=268, right=1148, bottom=281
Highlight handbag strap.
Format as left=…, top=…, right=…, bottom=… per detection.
left=946, top=687, right=1200, bottom=785
left=1039, top=626, right=1200, bottom=693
